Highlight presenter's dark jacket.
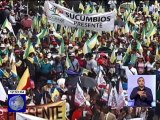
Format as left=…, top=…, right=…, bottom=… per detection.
left=130, top=86, right=153, bottom=107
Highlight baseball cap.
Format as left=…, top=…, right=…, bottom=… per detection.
left=47, top=80, right=52, bottom=84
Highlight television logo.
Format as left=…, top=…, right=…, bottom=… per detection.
left=8, top=90, right=26, bottom=112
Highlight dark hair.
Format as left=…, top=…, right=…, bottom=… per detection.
left=137, top=77, right=144, bottom=82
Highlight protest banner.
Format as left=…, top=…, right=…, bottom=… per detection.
left=44, top=1, right=115, bottom=32
left=16, top=113, right=46, bottom=120
left=25, top=101, right=66, bottom=120
left=0, top=101, right=66, bottom=120
left=0, top=107, right=15, bottom=120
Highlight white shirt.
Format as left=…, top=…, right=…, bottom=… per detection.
left=140, top=111, right=147, bottom=120
left=149, top=5, right=155, bottom=13
left=86, top=59, right=98, bottom=73
left=70, top=58, right=79, bottom=71
left=9, top=15, right=16, bottom=25
left=121, top=66, right=138, bottom=78
left=145, top=62, right=155, bottom=71
left=66, top=102, right=70, bottom=116
left=117, top=53, right=123, bottom=61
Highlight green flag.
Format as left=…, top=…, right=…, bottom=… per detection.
left=146, top=26, right=157, bottom=38
left=124, top=22, right=129, bottom=33
left=37, top=29, right=48, bottom=39
left=65, top=54, right=72, bottom=69
left=87, top=34, right=98, bottom=49
left=2, top=18, right=16, bottom=37
left=82, top=42, right=91, bottom=55
left=110, top=49, right=117, bottom=63
left=123, top=53, right=130, bottom=63
left=2, top=18, right=14, bottom=32
left=142, top=27, right=146, bottom=41
left=59, top=39, right=65, bottom=54
left=0, top=56, right=3, bottom=66
left=84, top=5, right=91, bottom=14
left=79, top=2, right=84, bottom=11
left=23, top=40, right=31, bottom=59
left=137, top=41, right=143, bottom=54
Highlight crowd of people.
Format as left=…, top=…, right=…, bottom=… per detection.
left=0, top=0, right=160, bottom=120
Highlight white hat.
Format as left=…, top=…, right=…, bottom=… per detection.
left=70, top=53, right=75, bottom=57
left=47, top=53, right=52, bottom=58
left=93, top=2, right=97, bottom=6
left=57, top=78, right=65, bottom=86
left=111, top=78, right=116, bottom=82
left=26, top=96, right=31, bottom=100
left=139, top=20, right=144, bottom=24
left=138, top=11, right=142, bottom=14
left=35, top=44, right=39, bottom=48
left=10, top=10, right=15, bottom=15
left=0, top=44, right=5, bottom=48
left=56, top=45, right=60, bottom=49
left=153, top=21, right=157, bottom=24
left=52, top=54, right=60, bottom=58
left=74, top=46, right=79, bottom=50
left=2, top=29, right=7, bottom=33
left=68, top=44, right=73, bottom=47
left=86, top=100, right=91, bottom=106
left=61, top=95, right=67, bottom=100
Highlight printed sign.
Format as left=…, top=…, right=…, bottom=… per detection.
left=44, top=1, right=115, bottom=32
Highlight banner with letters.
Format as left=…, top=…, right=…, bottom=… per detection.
left=25, top=101, right=66, bottom=120
left=44, top=1, right=115, bottom=32
left=0, top=101, right=66, bottom=120
left=16, top=113, right=46, bottom=120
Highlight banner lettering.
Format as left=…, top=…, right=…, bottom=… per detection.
left=44, top=1, right=115, bottom=32
left=0, top=101, right=66, bottom=120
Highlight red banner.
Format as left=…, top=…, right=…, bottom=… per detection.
left=0, top=107, right=15, bottom=120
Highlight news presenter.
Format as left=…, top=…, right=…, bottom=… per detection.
left=130, top=77, right=153, bottom=107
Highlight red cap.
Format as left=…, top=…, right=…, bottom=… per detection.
left=15, top=50, right=20, bottom=54
left=100, top=52, right=106, bottom=57
left=52, top=41, right=57, bottom=45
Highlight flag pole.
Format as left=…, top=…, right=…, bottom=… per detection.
left=27, top=0, right=29, bottom=14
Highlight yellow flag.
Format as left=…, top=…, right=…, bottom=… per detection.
left=143, top=5, right=149, bottom=15
left=51, top=88, right=60, bottom=102
left=110, top=49, right=117, bottom=63
left=11, top=63, right=17, bottom=76
left=20, top=33, right=26, bottom=40
left=146, top=37, right=151, bottom=47
left=130, top=1, right=136, bottom=11
left=79, top=2, right=84, bottom=11
left=3, top=70, right=10, bottom=78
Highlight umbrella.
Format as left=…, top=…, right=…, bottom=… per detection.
left=66, top=69, right=80, bottom=75
left=66, top=76, right=97, bottom=88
